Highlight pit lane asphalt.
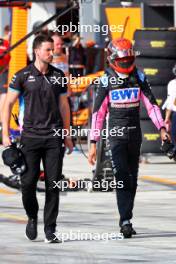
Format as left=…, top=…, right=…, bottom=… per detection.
left=0, top=145, right=176, bottom=264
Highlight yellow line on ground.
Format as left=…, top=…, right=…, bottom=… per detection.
left=140, top=176, right=176, bottom=186
left=0, top=213, right=26, bottom=221
left=0, top=188, right=16, bottom=195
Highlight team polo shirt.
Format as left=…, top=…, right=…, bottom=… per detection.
left=9, top=63, right=67, bottom=138
left=162, top=79, right=176, bottom=112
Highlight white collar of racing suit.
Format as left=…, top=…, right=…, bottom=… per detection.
left=115, top=71, right=129, bottom=79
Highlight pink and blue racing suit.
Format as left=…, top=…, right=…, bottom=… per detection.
left=90, top=67, right=165, bottom=225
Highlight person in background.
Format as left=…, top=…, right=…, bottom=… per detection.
left=69, top=33, right=86, bottom=77
left=3, top=25, right=11, bottom=41
left=0, top=36, right=10, bottom=132
left=51, top=33, right=77, bottom=149
left=163, top=65, right=176, bottom=146
left=51, top=34, right=69, bottom=77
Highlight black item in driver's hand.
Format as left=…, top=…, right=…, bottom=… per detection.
left=160, top=140, right=176, bottom=161
left=2, top=143, right=27, bottom=175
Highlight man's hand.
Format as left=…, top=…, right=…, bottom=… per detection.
left=88, top=143, right=97, bottom=165
left=2, top=135, right=11, bottom=147
left=164, top=118, right=171, bottom=132
left=2, top=90, right=19, bottom=148
left=160, top=127, right=171, bottom=142
left=64, top=136, right=73, bottom=155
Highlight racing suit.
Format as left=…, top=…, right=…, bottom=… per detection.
left=90, top=67, right=165, bottom=225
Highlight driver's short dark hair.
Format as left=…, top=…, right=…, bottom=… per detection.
left=33, top=34, right=54, bottom=50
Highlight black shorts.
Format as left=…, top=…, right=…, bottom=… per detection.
left=0, top=70, right=8, bottom=94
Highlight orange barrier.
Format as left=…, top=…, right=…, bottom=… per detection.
left=8, top=7, right=27, bottom=132
left=72, top=108, right=89, bottom=126
left=70, top=71, right=104, bottom=126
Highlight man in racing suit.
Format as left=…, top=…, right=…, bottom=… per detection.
left=88, top=38, right=170, bottom=238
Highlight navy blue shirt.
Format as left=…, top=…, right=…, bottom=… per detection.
left=9, top=63, right=67, bottom=138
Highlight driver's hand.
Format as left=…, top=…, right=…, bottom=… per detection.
left=160, top=127, right=171, bottom=142
left=88, top=144, right=97, bottom=165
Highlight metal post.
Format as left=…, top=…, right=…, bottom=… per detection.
left=79, top=0, right=101, bottom=45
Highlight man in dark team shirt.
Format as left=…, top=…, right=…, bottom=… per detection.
left=2, top=34, right=73, bottom=243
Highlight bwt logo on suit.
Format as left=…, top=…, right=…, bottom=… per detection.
left=110, top=88, right=140, bottom=103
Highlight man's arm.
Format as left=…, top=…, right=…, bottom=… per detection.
left=59, top=94, right=73, bottom=154
left=138, top=71, right=169, bottom=141
left=163, top=81, right=176, bottom=131
left=165, top=109, right=172, bottom=120
left=59, top=94, right=70, bottom=135
left=165, top=109, right=172, bottom=131
left=2, top=90, right=19, bottom=147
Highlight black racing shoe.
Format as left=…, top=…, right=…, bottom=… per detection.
left=25, top=218, right=37, bottom=240
left=44, top=227, right=62, bottom=244
left=119, top=220, right=137, bottom=236
left=120, top=223, right=133, bottom=238
left=132, top=227, right=137, bottom=235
